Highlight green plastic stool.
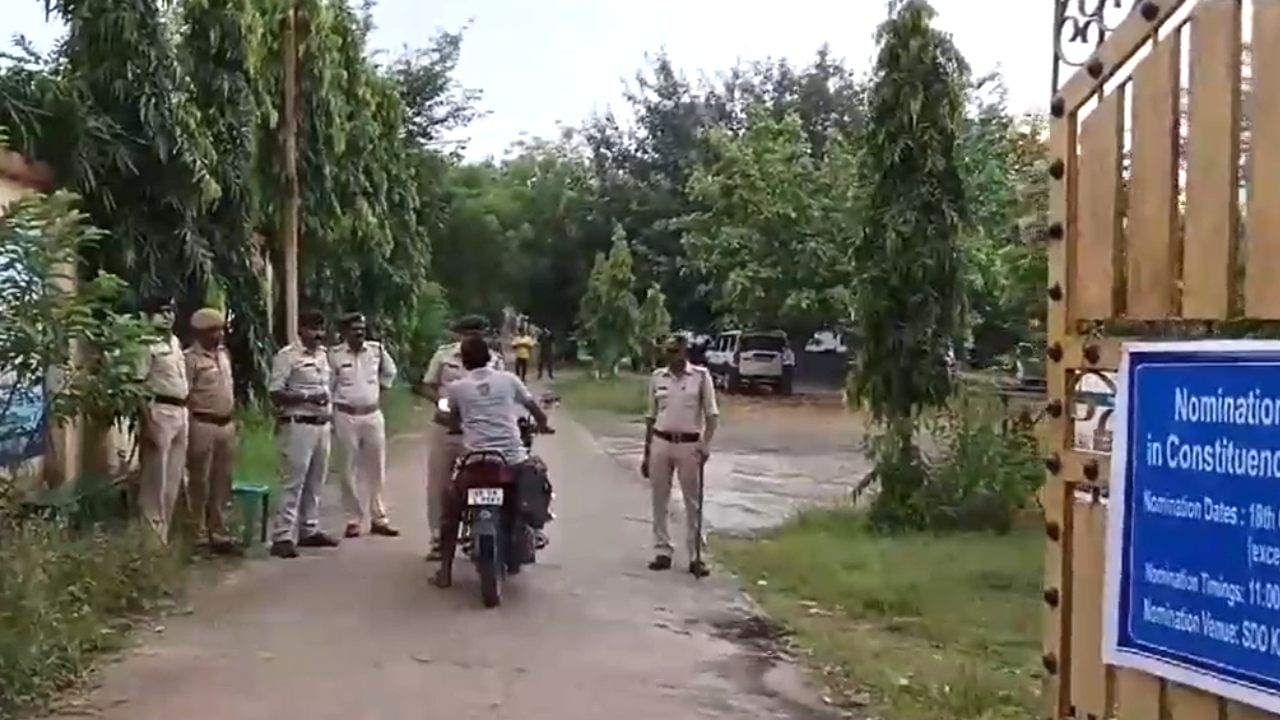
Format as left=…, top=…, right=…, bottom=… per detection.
left=231, top=481, right=271, bottom=547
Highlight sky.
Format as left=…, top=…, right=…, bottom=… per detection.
left=6, top=0, right=1054, bottom=161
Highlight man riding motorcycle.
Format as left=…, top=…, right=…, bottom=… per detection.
left=432, top=335, right=552, bottom=589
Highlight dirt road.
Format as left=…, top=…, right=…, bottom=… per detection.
left=45, top=408, right=834, bottom=720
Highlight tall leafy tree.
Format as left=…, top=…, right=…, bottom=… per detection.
left=684, top=109, right=857, bottom=338
left=578, top=227, right=639, bottom=376
left=179, top=0, right=272, bottom=395
left=52, top=0, right=220, bottom=298
left=387, top=30, right=485, bottom=150
left=852, top=0, right=968, bottom=530
left=636, top=283, right=672, bottom=370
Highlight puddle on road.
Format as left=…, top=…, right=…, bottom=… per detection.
left=596, top=434, right=871, bottom=534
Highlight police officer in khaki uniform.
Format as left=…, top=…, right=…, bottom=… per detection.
left=420, top=315, right=492, bottom=560
left=268, top=310, right=340, bottom=558
left=331, top=312, right=399, bottom=539
left=138, top=295, right=190, bottom=542
left=184, top=308, right=239, bottom=554
left=642, top=334, right=719, bottom=577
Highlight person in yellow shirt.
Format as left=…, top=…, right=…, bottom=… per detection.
left=512, top=329, right=536, bottom=382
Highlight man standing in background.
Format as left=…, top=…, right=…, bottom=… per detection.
left=512, top=327, right=535, bottom=382
left=268, top=310, right=340, bottom=559
left=138, top=295, right=189, bottom=543
left=537, top=328, right=556, bottom=380
left=183, top=308, right=239, bottom=555
left=332, top=312, right=400, bottom=539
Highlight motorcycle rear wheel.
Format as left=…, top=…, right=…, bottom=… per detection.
left=477, top=534, right=502, bottom=608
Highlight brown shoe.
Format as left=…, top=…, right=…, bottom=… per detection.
left=344, top=524, right=362, bottom=539
left=370, top=522, right=400, bottom=537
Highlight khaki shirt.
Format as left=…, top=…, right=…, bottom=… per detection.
left=330, top=341, right=397, bottom=406
left=144, top=335, right=189, bottom=400
left=184, top=345, right=234, bottom=416
left=423, top=342, right=501, bottom=392
left=269, top=343, right=331, bottom=417
left=647, top=365, right=719, bottom=435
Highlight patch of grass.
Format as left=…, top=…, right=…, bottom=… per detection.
left=0, top=519, right=184, bottom=717
left=554, top=370, right=650, bottom=418
left=714, top=508, right=1043, bottom=720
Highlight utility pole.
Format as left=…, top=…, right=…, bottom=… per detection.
left=280, top=1, right=300, bottom=343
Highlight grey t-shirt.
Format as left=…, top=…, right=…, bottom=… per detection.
left=446, top=367, right=532, bottom=464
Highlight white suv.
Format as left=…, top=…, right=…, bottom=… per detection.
left=706, top=330, right=792, bottom=395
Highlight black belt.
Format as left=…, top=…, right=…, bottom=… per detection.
left=191, top=412, right=234, bottom=426
left=278, top=415, right=331, bottom=426
left=334, top=402, right=379, bottom=416
left=655, top=430, right=700, bottom=444
left=152, top=395, right=188, bottom=407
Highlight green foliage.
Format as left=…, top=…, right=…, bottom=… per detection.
left=55, top=0, right=221, bottom=298
left=432, top=137, right=610, bottom=337
left=865, top=389, right=1042, bottom=533
left=1, top=0, right=460, bottom=390
left=684, top=109, right=857, bottom=335
left=387, top=29, right=484, bottom=148
left=578, top=228, right=639, bottom=375
left=0, top=518, right=183, bottom=717
left=178, top=0, right=273, bottom=395
left=636, top=283, right=672, bottom=369
left=958, top=84, right=1049, bottom=365
left=0, top=191, right=156, bottom=446
left=853, top=0, right=968, bottom=528
left=921, top=390, right=1042, bottom=533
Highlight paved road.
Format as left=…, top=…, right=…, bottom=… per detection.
left=46, top=408, right=833, bottom=720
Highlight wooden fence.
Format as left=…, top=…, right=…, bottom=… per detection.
left=1046, top=0, right=1279, bottom=717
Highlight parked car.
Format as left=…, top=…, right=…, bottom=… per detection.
left=706, top=330, right=791, bottom=395
left=804, top=330, right=848, bottom=354
left=1015, top=340, right=1047, bottom=392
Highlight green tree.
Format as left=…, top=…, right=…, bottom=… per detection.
left=684, top=109, right=857, bottom=338
left=852, top=0, right=968, bottom=530
left=578, top=228, right=639, bottom=376
left=636, top=283, right=672, bottom=370
left=0, top=190, right=155, bottom=476
left=957, top=79, right=1049, bottom=365
left=178, top=0, right=272, bottom=396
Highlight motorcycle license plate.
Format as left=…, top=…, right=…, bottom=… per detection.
left=467, top=487, right=504, bottom=506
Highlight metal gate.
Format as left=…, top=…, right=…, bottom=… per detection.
left=1047, top=0, right=1279, bottom=717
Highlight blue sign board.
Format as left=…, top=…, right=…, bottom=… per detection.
left=1106, top=341, right=1280, bottom=713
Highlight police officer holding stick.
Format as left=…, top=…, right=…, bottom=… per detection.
left=642, top=334, right=719, bottom=577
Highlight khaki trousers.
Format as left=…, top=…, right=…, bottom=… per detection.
left=650, top=437, right=703, bottom=559
left=426, top=424, right=463, bottom=540
left=185, top=418, right=236, bottom=544
left=271, top=421, right=330, bottom=543
left=336, top=410, right=388, bottom=527
left=139, top=403, right=189, bottom=541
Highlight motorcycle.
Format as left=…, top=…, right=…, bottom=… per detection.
left=435, top=397, right=554, bottom=608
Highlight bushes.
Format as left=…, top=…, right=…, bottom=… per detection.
left=866, top=388, right=1042, bottom=534
left=0, top=516, right=183, bottom=716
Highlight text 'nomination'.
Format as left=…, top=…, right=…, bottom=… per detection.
left=1141, top=388, right=1280, bottom=480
